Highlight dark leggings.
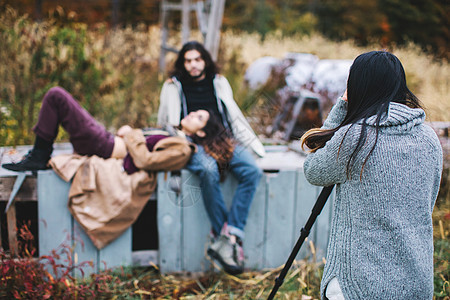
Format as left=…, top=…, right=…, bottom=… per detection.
left=33, top=87, right=114, bottom=158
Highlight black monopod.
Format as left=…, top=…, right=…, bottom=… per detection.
left=267, top=185, right=335, bottom=300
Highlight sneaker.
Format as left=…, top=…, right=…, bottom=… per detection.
left=234, top=240, right=245, bottom=267
left=2, top=149, right=50, bottom=172
left=207, top=234, right=244, bottom=275
left=209, top=230, right=218, bottom=244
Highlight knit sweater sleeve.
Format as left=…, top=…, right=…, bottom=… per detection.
left=303, top=98, right=356, bottom=186
left=303, top=128, right=357, bottom=186
left=322, top=97, right=348, bottom=129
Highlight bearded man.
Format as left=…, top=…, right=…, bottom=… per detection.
left=158, top=41, right=265, bottom=275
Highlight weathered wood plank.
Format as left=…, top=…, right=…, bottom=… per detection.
left=37, top=170, right=73, bottom=277
left=0, top=177, right=37, bottom=202
left=6, top=204, right=18, bottom=256
left=243, top=174, right=266, bottom=269
left=264, top=171, right=297, bottom=268
left=157, top=172, right=183, bottom=273
left=0, top=209, right=2, bottom=249
left=4, top=173, right=27, bottom=212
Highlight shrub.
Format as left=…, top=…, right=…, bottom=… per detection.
left=0, top=222, right=136, bottom=299
left=434, top=239, right=450, bottom=299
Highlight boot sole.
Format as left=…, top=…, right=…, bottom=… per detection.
left=207, top=248, right=243, bottom=275
left=2, top=164, right=50, bottom=173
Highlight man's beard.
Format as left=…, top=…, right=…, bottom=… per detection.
left=188, top=70, right=205, bottom=81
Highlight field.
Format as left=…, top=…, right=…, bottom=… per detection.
left=1, top=7, right=449, bottom=146
left=0, top=7, right=449, bottom=299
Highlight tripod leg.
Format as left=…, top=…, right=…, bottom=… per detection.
left=267, top=185, right=334, bottom=300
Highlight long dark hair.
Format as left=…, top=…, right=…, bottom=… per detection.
left=192, top=111, right=235, bottom=181
left=170, top=41, right=219, bottom=81
left=302, top=51, right=422, bottom=177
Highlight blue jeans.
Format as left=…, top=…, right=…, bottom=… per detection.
left=186, top=144, right=262, bottom=240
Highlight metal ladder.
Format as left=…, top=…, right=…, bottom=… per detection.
left=159, top=0, right=226, bottom=73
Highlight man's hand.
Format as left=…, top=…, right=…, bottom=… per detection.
left=117, top=125, right=132, bottom=137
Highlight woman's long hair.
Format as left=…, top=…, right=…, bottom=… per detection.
left=170, top=41, right=219, bottom=81
left=192, top=111, right=235, bottom=181
left=302, top=51, right=422, bottom=177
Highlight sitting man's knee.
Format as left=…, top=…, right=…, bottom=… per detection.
left=239, top=164, right=262, bottom=183
left=194, top=160, right=219, bottom=180
left=203, top=162, right=219, bottom=177
left=256, top=167, right=263, bottom=179
left=251, top=166, right=263, bottom=181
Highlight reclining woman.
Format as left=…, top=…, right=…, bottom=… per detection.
left=2, top=86, right=215, bottom=173
left=301, top=51, right=442, bottom=299
left=2, top=87, right=229, bottom=249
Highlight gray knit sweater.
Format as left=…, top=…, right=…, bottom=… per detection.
left=304, top=98, right=443, bottom=299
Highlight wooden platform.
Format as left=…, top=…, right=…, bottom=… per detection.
left=157, top=166, right=334, bottom=273
left=1, top=144, right=334, bottom=275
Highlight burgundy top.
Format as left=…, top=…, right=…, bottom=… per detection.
left=123, top=135, right=168, bottom=174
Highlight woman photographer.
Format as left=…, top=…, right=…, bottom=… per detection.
left=302, top=51, right=442, bottom=299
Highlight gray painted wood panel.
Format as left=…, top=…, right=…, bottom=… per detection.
left=181, top=170, right=212, bottom=272
left=311, top=189, right=334, bottom=260
left=37, top=170, right=132, bottom=277
left=36, top=166, right=332, bottom=274
left=157, top=172, right=182, bottom=272
left=37, top=170, right=73, bottom=277
left=243, top=174, right=266, bottom=269
left=10, top=145, right=333, bottom=274
left=73, top=220, right=98, bottom=277
left=157, top=169, right=334, bottom=273
left=294, top=171, right=320, bottom=260
left=264, top=171, right=297, bottom=269
left=99, top=228, right=132, bottom=270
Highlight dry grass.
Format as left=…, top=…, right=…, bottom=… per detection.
left=220, top=30, right=450, bottom=121
left=83, top=257, right=324, bottom=299
left=1, top=7, right=448, bottom=146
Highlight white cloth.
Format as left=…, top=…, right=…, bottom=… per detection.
left=325, top=277, right=345, bottom=300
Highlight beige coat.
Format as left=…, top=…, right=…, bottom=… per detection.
left=50, top=130, right=195, bottom=249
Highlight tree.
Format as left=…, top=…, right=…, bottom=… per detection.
left=315, top=0, right=384, bottom=45
left=379, top=0, right=449, bottom=58
left=315, top=0, right=449, bottom=58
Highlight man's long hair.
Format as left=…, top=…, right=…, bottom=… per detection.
left=170, top=41, right=219, bottom=80
left=301, top=51, right=422, bottom=177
